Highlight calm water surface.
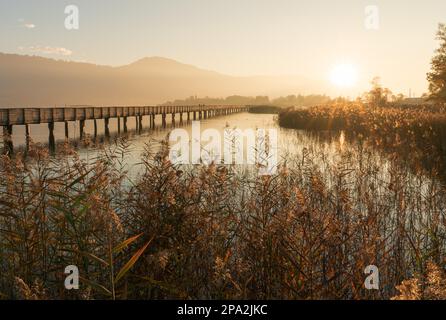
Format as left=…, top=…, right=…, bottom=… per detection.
left=1, top=112, right=438, bottom=192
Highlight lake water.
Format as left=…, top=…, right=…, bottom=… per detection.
left=0, top=112, right=438, bottom=192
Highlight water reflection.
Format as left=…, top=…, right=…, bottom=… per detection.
left=1, top=112, right=441, bottom=191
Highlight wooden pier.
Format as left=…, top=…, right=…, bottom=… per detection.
left=0, top=105, right=249, bottom=154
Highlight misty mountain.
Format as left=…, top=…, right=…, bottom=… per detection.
left=0, top=53, right=323, bottom=107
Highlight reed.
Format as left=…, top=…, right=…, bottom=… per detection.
left=279, top=103, right=446, bottom=181
left=0, top=133, right=445, bottom=300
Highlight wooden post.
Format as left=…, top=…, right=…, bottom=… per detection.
left=104, top=118, right=110, bottom=137
left=162, top=113, right=166, bottom=128
left=64, top=121, right=69, bottom=139
left=48, top=122, right=55, bottom=154
left=3, top=125, right=13, bottom=156
left=117, top=117, right=121, bottom=134
left=79, top=120, right=85, bottom=139
left=187, top=112, right=190, bottom=121
left=139, top=115, right=143, bottom=132
left=94, top=119, right=98, bottom=138
left=123, top=117, right=128, bottom=133
left=25, top=124, right=30, bottom=154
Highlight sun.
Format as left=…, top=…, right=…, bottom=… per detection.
left=330, top=64, right=358, bottom=87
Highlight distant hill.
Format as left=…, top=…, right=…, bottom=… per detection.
left=0, top=53, right=323, bottom=107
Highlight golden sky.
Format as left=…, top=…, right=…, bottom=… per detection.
left=1, top=0, right=446, bottom=97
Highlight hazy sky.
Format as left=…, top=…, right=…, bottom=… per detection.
left=1, top=0, right=445, bottom=97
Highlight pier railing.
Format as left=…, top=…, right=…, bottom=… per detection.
left=1, top=105, right=249, bottom=154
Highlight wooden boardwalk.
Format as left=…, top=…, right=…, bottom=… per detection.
left=1, top=105, right=249, bottom=154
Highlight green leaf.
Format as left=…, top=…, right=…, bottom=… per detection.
left=67, top=168, right=96, bottom=188
left=113, top=233, right=143, bottom=254
left=115, top=236, right=153, bottom=284
left=61, top=248, right=109, bottom=266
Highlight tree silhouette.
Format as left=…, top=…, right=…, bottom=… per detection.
left=364, top=77, right=392, bottom=107
left=427, top=23, right=446, bottom=104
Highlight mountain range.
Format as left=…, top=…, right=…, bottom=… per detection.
left=0, top=53, right=324, bottom=107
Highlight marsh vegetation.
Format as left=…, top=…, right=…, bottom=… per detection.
left=1, top=109, right=446, bottom=300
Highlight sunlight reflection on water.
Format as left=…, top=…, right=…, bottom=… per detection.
left=2, top=112, right=438, bottom=194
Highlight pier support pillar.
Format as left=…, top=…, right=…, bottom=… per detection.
left=162, top=113, right=167, bottom=128
left=104, top=118, right=110, bottom=137
left=79, top=120, right=85, bottom=140
left=123, top=117, right=128, bottom=133
left=64, top=121, right=69, bottom=140
left=3, top=125, right=13, bottom=156
left=139, top=115, right=143, bottom=133
left=117, top=117, right=121, bottom=134
left=48, top=122, right=55, bottom=154
left=94, top=119, right=98, bottom=138
left=25, top=124, right=30, bottom=155
left=151, top=114, right=155, bottom=128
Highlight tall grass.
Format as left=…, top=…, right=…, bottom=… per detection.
left=0, top=132, right=446, bottom=300
left=279, top=103, right=446, bottom=181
